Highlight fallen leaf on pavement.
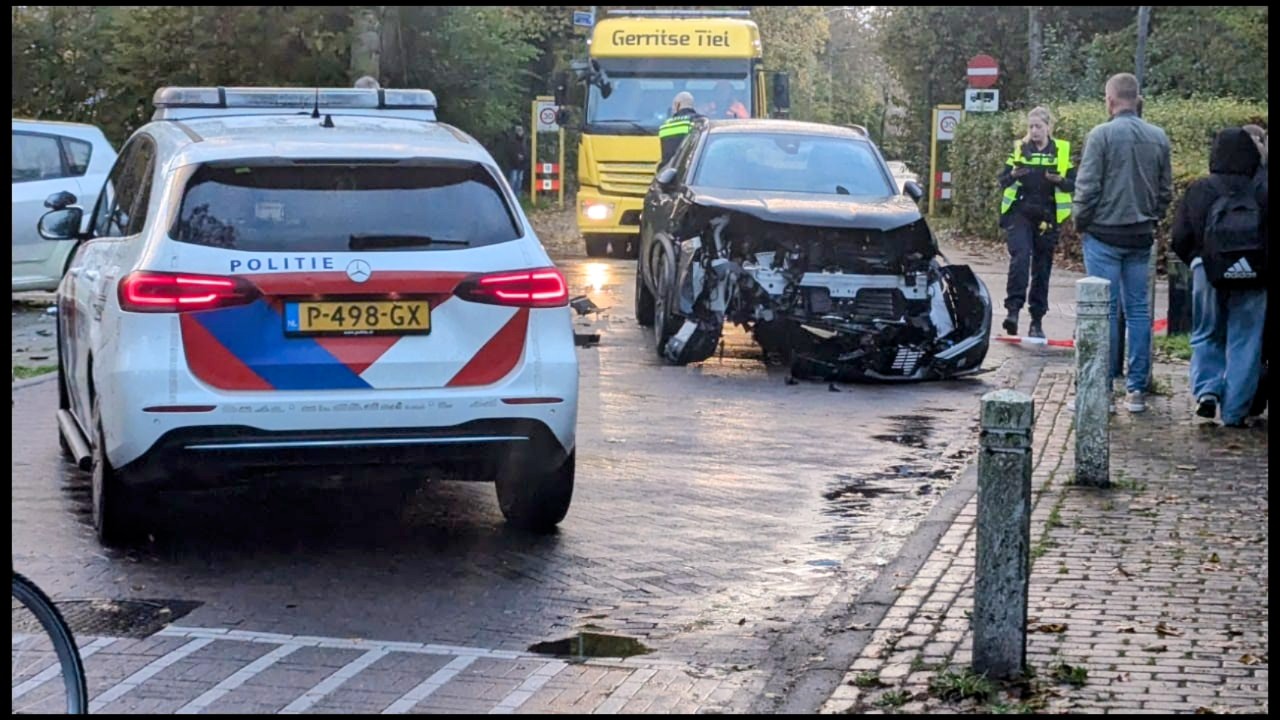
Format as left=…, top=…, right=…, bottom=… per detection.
left=1207, top=552, right=1221, bottom=564
left=1144, top=644, right=1168, bottom=653
left=1238, top=654, right=1262, bottom=666
left=1175, top=465, right=1196, bottom=471
left=846, top=622, right=872, bottom=631
left=1116, top=626, right=1137, bottom=634
left=737, top=618, right=746, bottom=625
left=1111, top=566, right=1134, bottom=578
left=1034, top=623, right=1068, bottom=633
left=893, top=584, right=909, bottom=591
left=1117, top=672, right=1131, bottom=682
left=1226, top=628, right=1244, bottom=637
left=1155, top=622, right=1184, bottom=637
left=1195, top=707, right=1217, bottom=714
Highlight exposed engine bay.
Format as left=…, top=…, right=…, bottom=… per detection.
left=652, top=204, right=992, bottom=381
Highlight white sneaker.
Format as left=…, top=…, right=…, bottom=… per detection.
left=1126, top=391, right=1146, bottom=413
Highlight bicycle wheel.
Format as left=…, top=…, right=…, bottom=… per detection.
left=12, top=571, right=89, bottom=714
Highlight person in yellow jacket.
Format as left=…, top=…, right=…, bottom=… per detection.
left=997, top=106, right=1077, bottom=338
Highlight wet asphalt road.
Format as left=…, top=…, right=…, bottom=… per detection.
left=11, top=250, right=1033, bottom=709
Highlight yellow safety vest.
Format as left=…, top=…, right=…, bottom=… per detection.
left=1000, top=138, right=1073, bottom=224
left=658, top=114, right=695, bottom=141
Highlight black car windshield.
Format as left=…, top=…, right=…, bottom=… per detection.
left=171, top=161, right=520, bottom=252
left=692, top=133, right=895, bottom=197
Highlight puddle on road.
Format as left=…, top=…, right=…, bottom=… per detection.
left=528, top=632, right=651, bottom=659
left=871, top=414, right=937, bottom=449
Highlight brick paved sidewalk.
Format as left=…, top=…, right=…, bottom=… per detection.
left=821, top=363, right=1269, bottom=714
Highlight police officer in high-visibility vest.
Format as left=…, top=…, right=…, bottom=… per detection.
left=998, top=106, right=1077, bottom=339
left=658, top=92, right=700, bottom=169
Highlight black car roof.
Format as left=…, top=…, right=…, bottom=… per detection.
left=702, top=118, right=872, bottom=141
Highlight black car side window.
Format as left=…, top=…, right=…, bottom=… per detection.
left=670, top=132, right=700, bottom=183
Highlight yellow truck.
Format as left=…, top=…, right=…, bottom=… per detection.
left=558, top=9, right=789, bottom=258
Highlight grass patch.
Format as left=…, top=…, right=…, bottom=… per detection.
left=988, top=701, right=1039, bottom=714
left=929, top=667, right=995, bottom=703
left=852, top=671, right=885, bottom=688
left=1057, top=563, right=1069, bottom=575
left=1154, top=333, right=1192, bottom=362
left=1050, top=661, right=1089, bottom=686
left=1046, top=504, right=1064, bottom=529
left=12, top=365, right=56, bottom=380
left=874, top=689, right=911, bottom=709
left=910, top=655, right=931, bottom=672
left=1100, top=499, right=1115, bottom=511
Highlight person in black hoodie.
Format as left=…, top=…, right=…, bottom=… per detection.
left=1171, top=127, right=1268, bottom=427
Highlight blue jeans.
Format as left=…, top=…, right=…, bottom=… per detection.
left=1082, top=234, right=1152, bottom=393
left=508, top=168, right=526, bottom=195
left=1189, top=262, right=1267, bottom=424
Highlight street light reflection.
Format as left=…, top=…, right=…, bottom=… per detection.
left=585, top=263, right=610, bottom=293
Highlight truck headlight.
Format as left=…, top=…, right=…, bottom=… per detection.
left=582, top=201, right=613, bottom=221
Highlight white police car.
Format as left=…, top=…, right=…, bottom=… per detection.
left=39, top=87, right=579, bottom=544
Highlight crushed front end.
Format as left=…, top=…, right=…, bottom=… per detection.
left=659, top=206, right=991, bottom=381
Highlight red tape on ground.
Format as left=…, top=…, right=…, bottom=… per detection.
left=997, top=318, right=1169, bottom=349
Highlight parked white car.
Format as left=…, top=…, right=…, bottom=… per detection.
left=40, top=87, right=579, bottom=544
left=12, top=119, right=117, bottom=291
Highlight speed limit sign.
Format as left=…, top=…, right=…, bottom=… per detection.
left=937, top=109, right=962, bottom=141
left=536, top=100, right=559, bottom=132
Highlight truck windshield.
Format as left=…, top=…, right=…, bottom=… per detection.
left=585, top=60, right=752, bottom=134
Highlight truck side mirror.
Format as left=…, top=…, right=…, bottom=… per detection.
left=771, top=73, right=791, bottom=115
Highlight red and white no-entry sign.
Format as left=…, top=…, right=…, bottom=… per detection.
left=967, top=54, right=999, bottom=89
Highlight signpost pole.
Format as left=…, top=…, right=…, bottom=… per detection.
left=558, top=125, right=566, bottom=209
left=530, top=99, right=538, bottom=201
left=929, top=107, right=939, bottom=217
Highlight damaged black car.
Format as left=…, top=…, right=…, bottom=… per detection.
left=636, top=120, right=991, bottom=381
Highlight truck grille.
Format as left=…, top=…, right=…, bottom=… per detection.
left=598, top=162, right=656, bottom=197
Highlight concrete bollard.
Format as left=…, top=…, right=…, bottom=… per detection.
left=1075, top=277, right=1111, bottom=487
left=974, top=389, right=1034, bottom=681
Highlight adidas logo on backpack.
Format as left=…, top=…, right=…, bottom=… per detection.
left=1222, top=257, right=1257, bottom=279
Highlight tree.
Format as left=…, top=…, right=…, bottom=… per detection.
left=751, top=6, right=831, bottom=121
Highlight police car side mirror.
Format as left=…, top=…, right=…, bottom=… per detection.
left=656, top=167, right=678, bottom=189
left=39, top=207, right=84, bottom=241
left=903, top=180, right=925, bottom=203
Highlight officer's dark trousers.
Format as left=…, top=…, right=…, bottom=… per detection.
left=1003, top=212, right=1058, bottom=319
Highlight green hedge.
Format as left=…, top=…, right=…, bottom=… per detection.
left=949, top=98, right=1268, bottom=265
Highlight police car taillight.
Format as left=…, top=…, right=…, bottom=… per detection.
left=119, top=272, right=259, bottom=313
left=454, top=268, right=569, bottom=308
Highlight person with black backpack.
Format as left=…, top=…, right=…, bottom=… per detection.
left=1171, top=127, right=1268, bottom=427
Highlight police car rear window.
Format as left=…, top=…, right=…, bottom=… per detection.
left=171, top=161, right=520, bottom=251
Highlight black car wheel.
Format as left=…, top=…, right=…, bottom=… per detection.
left=635, top=254, right=656, bottom=327
left=652, top=247, right=680, bottom=358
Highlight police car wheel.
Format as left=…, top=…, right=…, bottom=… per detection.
left=90, top=401, right=140, bottom=547
left=496, top=451, right=575, bottom=532
left=585, top=237, right=609, bottom=257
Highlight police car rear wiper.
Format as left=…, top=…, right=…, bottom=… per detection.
left=348, top=234, right=470, bottom=250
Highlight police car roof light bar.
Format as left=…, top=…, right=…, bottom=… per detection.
left=151, top=87, right=438, bottom=122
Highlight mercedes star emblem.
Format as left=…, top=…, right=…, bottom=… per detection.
left=346, top=259, right=372, bottom=283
